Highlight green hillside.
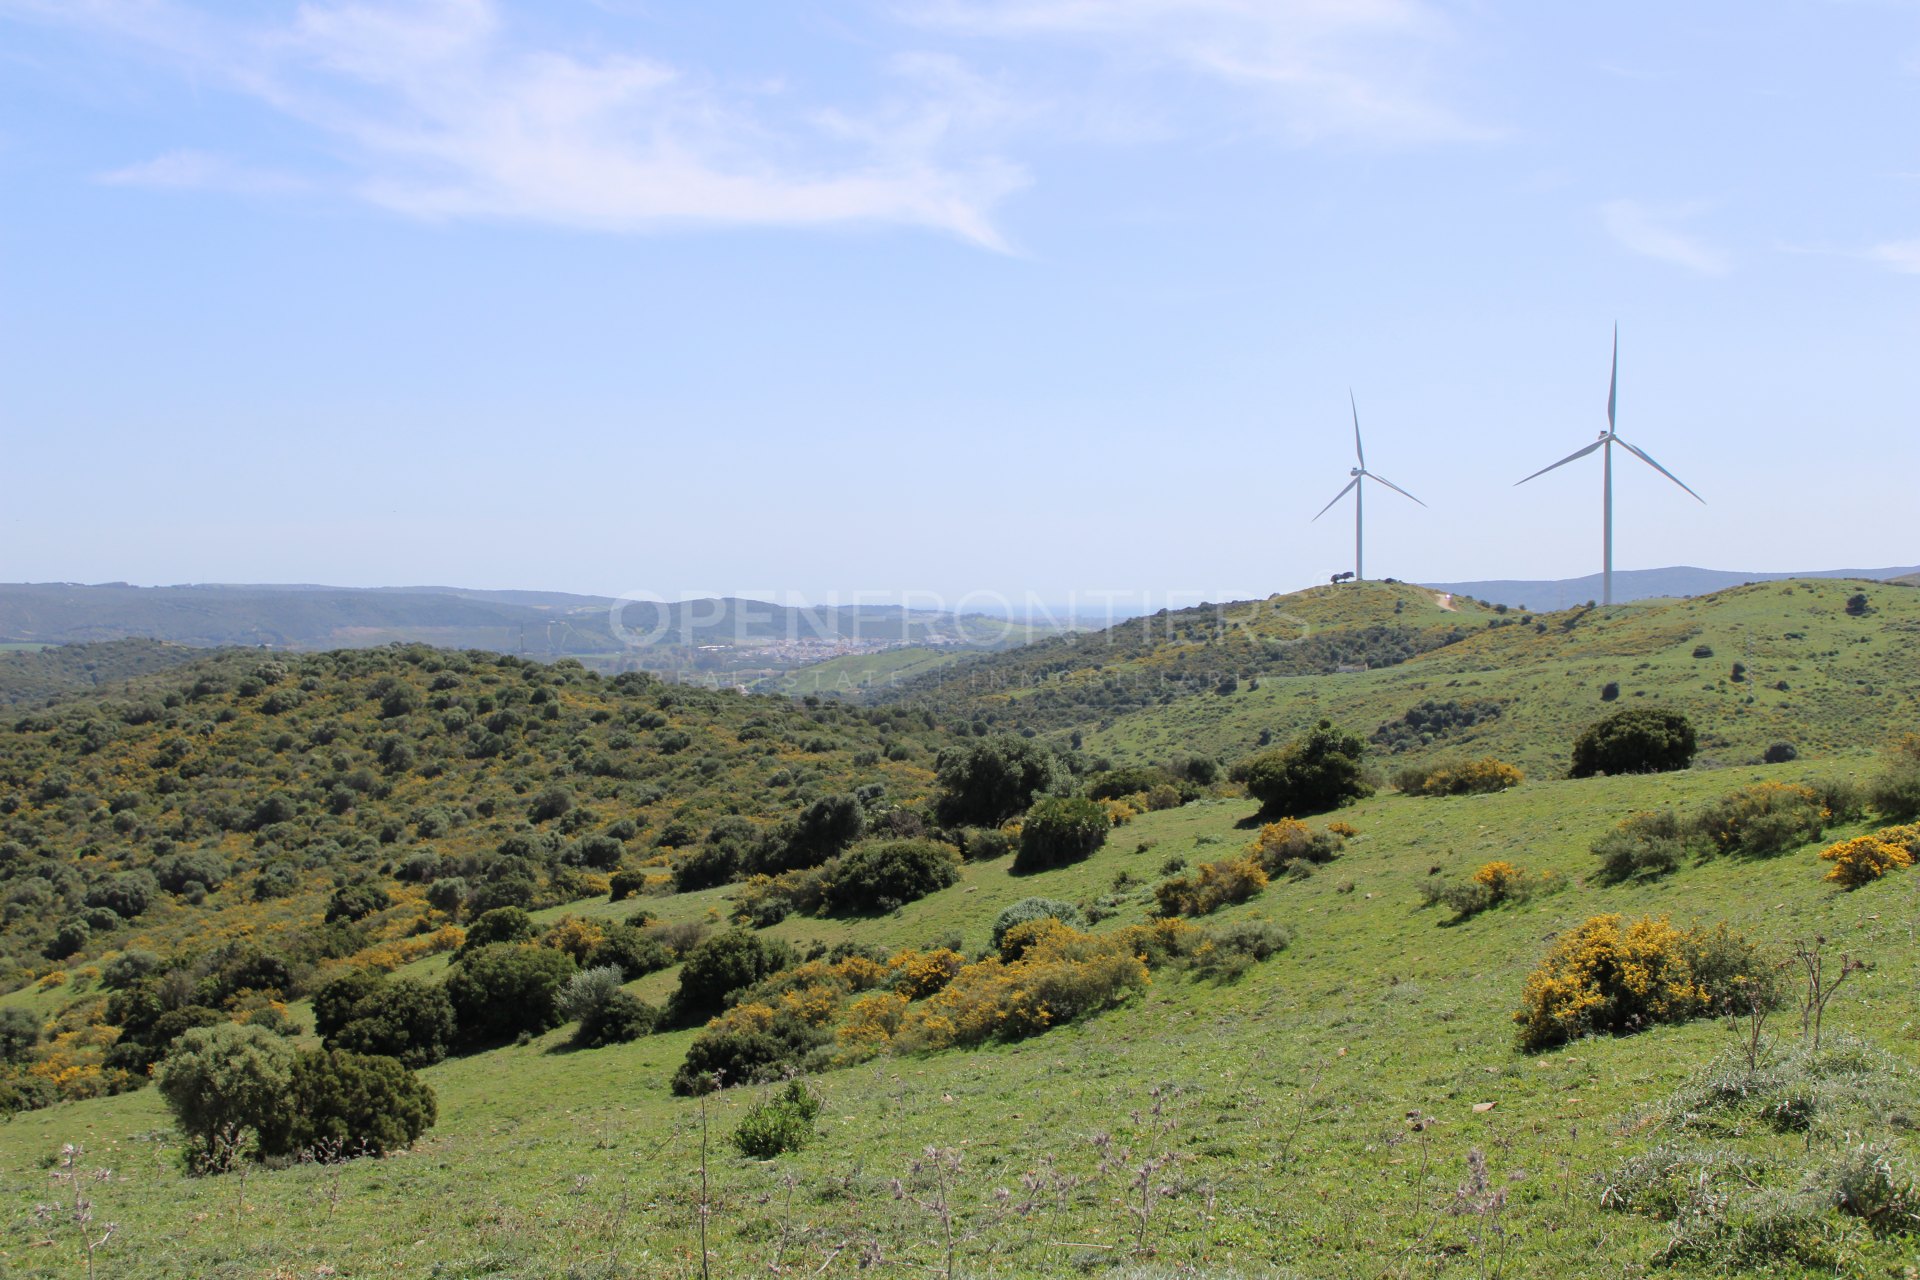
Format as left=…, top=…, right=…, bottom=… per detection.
left=2, top=581, right=1919, bottom=1277
left=758, top=644, right=968, bottom=697
left=4, top=754, right=1919, bottom=1276
left=0, top=639, right=206, bottom=708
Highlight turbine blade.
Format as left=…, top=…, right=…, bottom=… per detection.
left=1607, top=324, right=1618, bottom=432
left=1615, top=437, right=1706, bottom=502
left=1363, top=471, right=1427, bottom=507
left=1311, top=477, right=1361, bottom=522
left=1514, top=438, right=1604, bottom=485
left=1350, top=390, right=1365, bottom=468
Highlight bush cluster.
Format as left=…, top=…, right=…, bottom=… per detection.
left=1514, top=914, right=1763, bottom=1051
left=1392, top=756, right=1524, bottom=797
left=730, top=1080, right=823, bottom=1158
left=1238, top=721, right=1372, bottom=817
left=1153, top=857, right=1267, bottom=918
left=1244, top=819, right=1345, bottom=875
left=1427, top=859, right=1547, bottom=920
left=1868, top=734, right=1920, bottom=820
left=1011, top=796, right=1110, bottom=873
left=1819, top=828, right=1919, bottom=889
left=1594, top=780, right=1862, bottom=882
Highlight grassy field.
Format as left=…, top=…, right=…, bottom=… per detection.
left=5, top=753, right=1916, bottom=1278
left=1077, top=577, right=1920, bottom=778
left=759, top=645, right=968, bottom=698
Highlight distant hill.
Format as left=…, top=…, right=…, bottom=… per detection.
left=0, top=638, right=206, bottom=707
left=1423, top=564, right=1920, bottom=609
left=0, top=583, right=997, bottom=660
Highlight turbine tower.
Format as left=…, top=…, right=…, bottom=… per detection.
left=1312, top=392, right=1425, bottom=581
left=1514, top=327, right=1704, bottom=606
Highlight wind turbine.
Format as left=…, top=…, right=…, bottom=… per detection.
left=1312, top=392, right=1425, bottom=582
left=1514, top=327, right=1704, bottom=606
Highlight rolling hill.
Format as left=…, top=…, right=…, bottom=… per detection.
left=1424, top=563, right=1920, bottom=610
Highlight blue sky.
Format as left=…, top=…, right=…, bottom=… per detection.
left=2, top=1, right=1916, bottom=607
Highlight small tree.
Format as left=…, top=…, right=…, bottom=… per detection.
left=0, top=1007, right=40, bottom=1064
left=328, top=977, right=457, bottom=1068
left=1012, top=796, right=1109, bottom=873
left=277, top=1049, right=437, bottom=1158
left=822, top=838, right=961, bottom=913
left=1240, top=720, right=1373, bottom=817
left=444, top=944, right=577, bottom=1047
left=665, top=929, right=792, bottom=1027
left=934, top=737, right=1063, bottom=827
left=156, top=1023, right=298, bottom=1165
left=1569, top=708, right=1697, bottom=778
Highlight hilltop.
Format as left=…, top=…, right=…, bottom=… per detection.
left=1425, top=563, right=1920, bottom=609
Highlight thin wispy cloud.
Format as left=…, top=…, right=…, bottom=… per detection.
left=7, top=0, right=1025, bottom=248
left=909, top=0, right=1497, bottom=145
left=1868, top=239, right=1920, bottom=274
left=1600, top=199, right=1731, bottom=276
left=97, top=149, right=310, bottom=195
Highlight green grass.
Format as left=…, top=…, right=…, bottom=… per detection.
left=758, top=645, right=967, bottom=698
left=6, top=754, right=1916, bottom=1277
left=1079, top=577, right=1920, bottom=777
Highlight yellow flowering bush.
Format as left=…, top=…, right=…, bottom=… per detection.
left=540, top=916, right=607, bottom=966
left=1695, top=782, right=1828, bottom=856
left=1245, top=819, right=1343, bottom=873
left=890, top=947, right=965, bottom=999
left=1399, top=757, right=1525, bottom=796
left=1820, top=834, right=1914, bottom=889
left=900, top=920, right=1151, bottom=1051
left=1473, top=860, right=1523, bottom=898
left=1514, top=914, right=1758, bottom=1051
left=1154, top=856, right=1268, bottom=918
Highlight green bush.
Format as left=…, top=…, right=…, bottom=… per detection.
left=1868, top=735, right=1920, bottom=820
left=608, top=870, right=649, bottom=901
left=1694, top=782, right=1828, bottom=856
left=933, top=737, right=1063, bottom=827
left=1570, top=708, right=1697, bottom=778
left=821, top=838, right=960, bottom=914
left=587, top=923, right=673, bottom=981
left=156, top=1022, right=298, bottom=1165
left=665, top=929, right=792, bottom=1027
left=326, top=976, right=457, bottom=1069
left=557, top=966, right=657, bottom=1048
left=731, top=1081, right=823, bottom=1158
left=1012, top=796, right=1109, bottom=873
left=1592, top=809, right=1689, bottom=882
left=460, top=906, right=537, bottom=953
left=444, top=944, right=577, bottom=1047
left=0, top=1007, right=41, bottom=1064
left=1240, top=721, right=1373, bottom=817
left=991, top=897, right=1087, bottom=957
left=276, top=1049, right=437, bottom=1159
left=958, top=827, right=1014, bottom=862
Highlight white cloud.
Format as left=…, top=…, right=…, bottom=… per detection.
left=10, top=0, right=1025, bottom=248
left=908, top=0, right=1496, bottom=145
left=1868, top=239, right=1920, bottom=274
left=97, top=149, right=308, bottom=195
left=1600, top=199, right=1731, bottom=276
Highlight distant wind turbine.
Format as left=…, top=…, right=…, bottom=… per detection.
left=1514, top=327, right=1704, bottom=606
left=1312, top=392, right=1425, bottom=582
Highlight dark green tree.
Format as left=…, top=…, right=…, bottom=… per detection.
left=1570, top=708, right=1698, bottom=778
left=1011, top=796, right=1110, bottom=873
left=934, top=736, right=1063, bottom=827
left=275, top=1049, right=437, bottom=1158
left=444, top=944, right=577, bottom=1047
left=665, top=929, right=792, bottom=1027
left=1240, top=720, right=1373, bottom=817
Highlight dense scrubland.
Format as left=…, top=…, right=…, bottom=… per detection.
left=2, top=577, right=1918, bottom=1278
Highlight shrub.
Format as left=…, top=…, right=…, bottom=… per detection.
left=1764, top=741, right=1799, bottom=764
left=1439, top=860, right=1539, bottom=920
left=156, top=1022, right=298, bottom=1164
left=1244, top=819, right=1343, bottom=874
left=665, top=929, right=792, bottom=1027
left=1695, top=782, right=1828, bottom=856
left=731, top=1080, right=822, bottom=1158
left=1395, top=757, right=1524, bottom=797
left=1514, top=915, right=1762, bottom=1051
left=332, top=977, right=457, bottom=1068
left=1593, top=809, right=1688, bottom=882
left=821, top=838, right=960, bottom=914
left=608, top=870, right=648, bottom=901
left=460, top=906, right=536, bottom=952
left=1570, top=708, right=1697, bottom=778
left=1012, top=796, right=1109, bottom=873
left=325, top=883, right=391, bottom=923
left=444, top=944, right=577, bottom=1047
left=991, top=898, right=1086, bottom=957
left=933, top=737, right=1063, bottom=827
left=1154, top=856, right=1267, bottom=918
left=958, top=827, right=1014, bottom=862
left=1867, top=735, right=1920, bottom=821
left=587, top=923, right=673, bottom=981
left=0, top=1007, right=41, bottom=1064
left=901, top=920, right=1149, bottom=1050
left=1819, top=835, right=1914, bottom=889
left=1084, top=766, right=1173, bottom=801
left=558, top=966, right=658, bottom=1047
left=1191, top=920, right=1293, bottom=979
left=672, top=1003, right=826, bottom=1095
left=1240, top=720, right=1372, bottom=817
left=276, top=1049, right=437, bottom=1158
left=85, top=870, right=159, bottom=919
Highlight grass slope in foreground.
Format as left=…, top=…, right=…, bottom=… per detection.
left=3, top=752, right=1917, bottom=1277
